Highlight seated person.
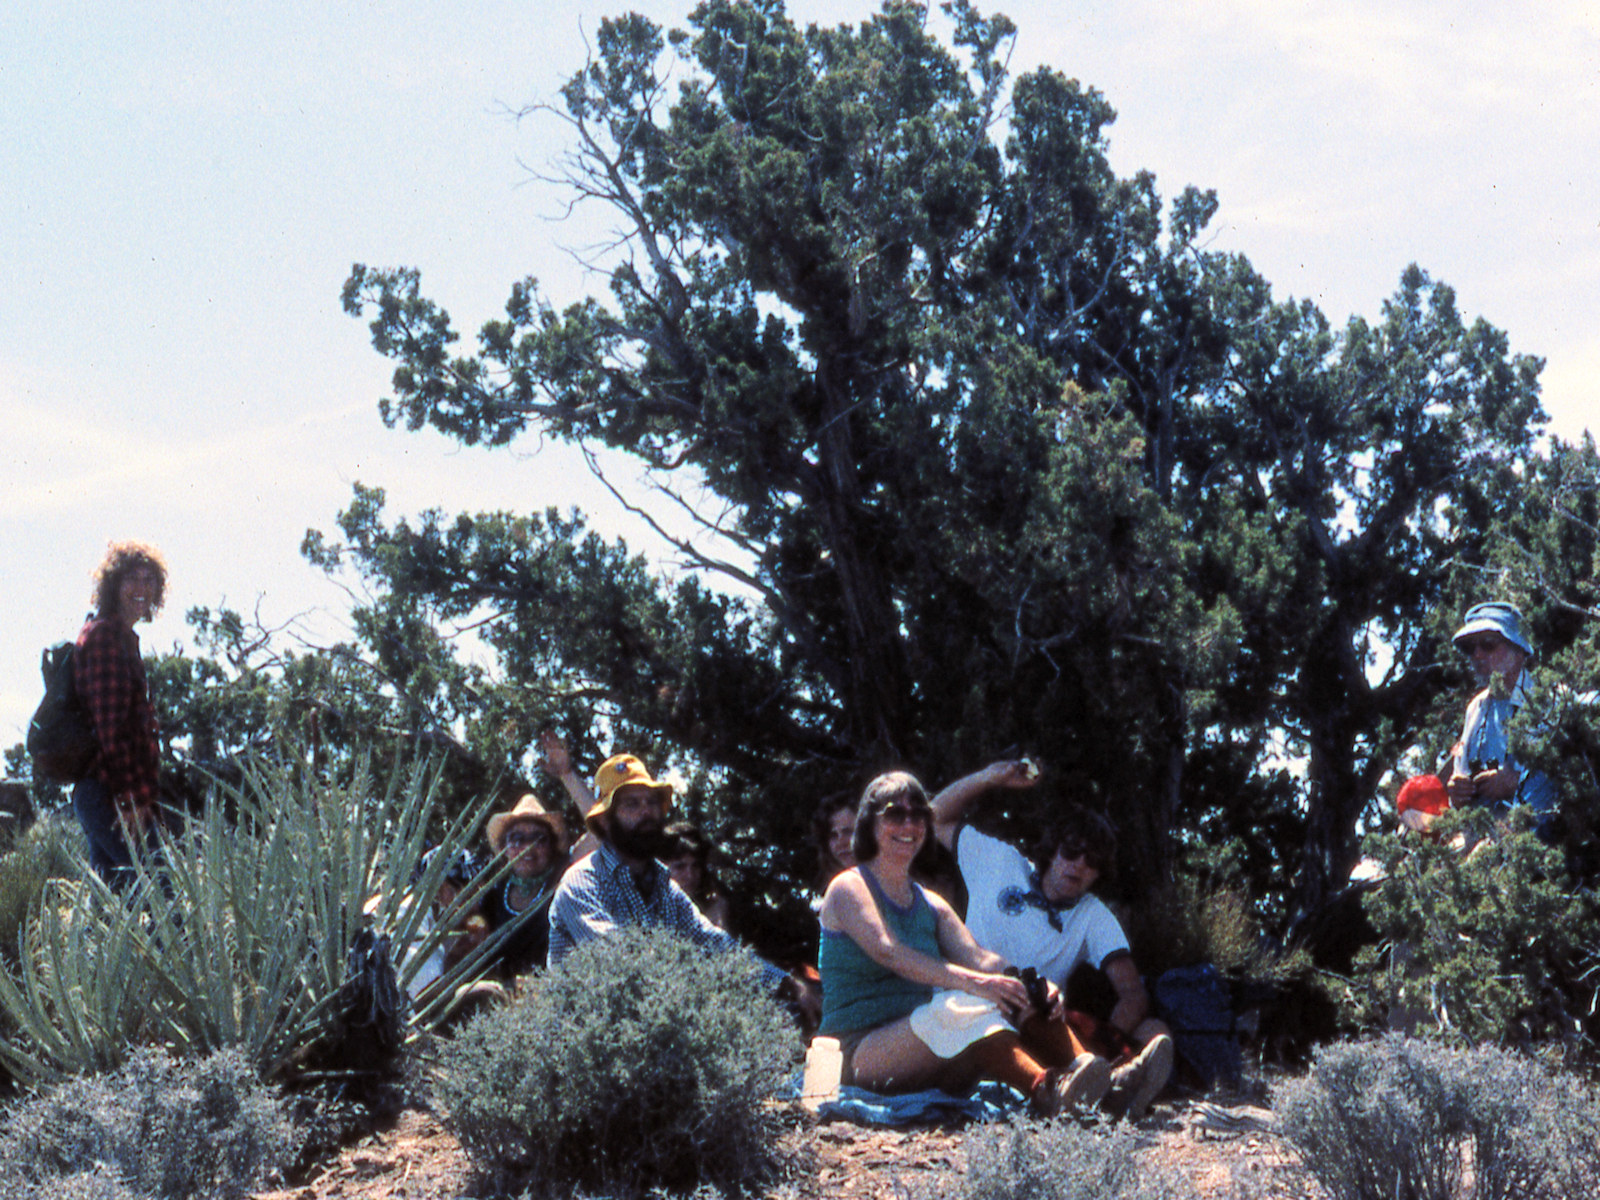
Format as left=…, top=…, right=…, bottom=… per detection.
left=813, top=792, right=860, bottom=889
left=480, top=792, right=569, bottom=978
left=401, top=845, right=490, bottom=1005
left=817, top=770, right=1114, bottom=1115
left=1445, top=601, right=1557, bottom=830
left=549, top=751, right=821, bottom=1025
left=930, top=761, right=1175, bottom=1119
left=663, top=821, right=733, bottom=931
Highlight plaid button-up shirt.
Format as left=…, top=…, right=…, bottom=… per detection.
left=74, top=616, right=160, bottom=808
left=549, top=841, right=785, bottom=988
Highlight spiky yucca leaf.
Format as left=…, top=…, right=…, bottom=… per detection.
left=0, top=752, right=502, bottom=1086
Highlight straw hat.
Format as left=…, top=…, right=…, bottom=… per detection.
left=487, top=793, right=567, bottom=854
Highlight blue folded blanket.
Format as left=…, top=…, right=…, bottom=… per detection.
left=815, top=1081, right=1027, bottom=1126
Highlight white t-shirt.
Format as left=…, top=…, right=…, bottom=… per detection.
left=956, top=825, right=1130, bottom=988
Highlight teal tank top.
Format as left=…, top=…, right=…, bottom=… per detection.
left=818, top=868, right=942, bottom=1036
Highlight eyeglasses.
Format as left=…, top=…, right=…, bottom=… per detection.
left=878, top=804, right=929, bottom=825
left=505, top=830, right=551, bottom=848
left=1457, top=636, right=1507, bottom=656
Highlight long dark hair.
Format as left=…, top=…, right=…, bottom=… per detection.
left=852, top=771, right=940, bottom=876
left=812, top=790, right=856, bottom=885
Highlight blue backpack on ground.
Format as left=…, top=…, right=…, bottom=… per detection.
left=1152, top=963, right=1241, bottom=1087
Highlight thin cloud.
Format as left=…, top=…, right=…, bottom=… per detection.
left=2, top=396, right=370, bottom=517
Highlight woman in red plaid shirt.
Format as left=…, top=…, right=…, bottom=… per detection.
left=73, top=540, right=167, bottom=887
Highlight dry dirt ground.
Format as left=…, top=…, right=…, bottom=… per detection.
left=253, top=1097, right=1320, bottom=1200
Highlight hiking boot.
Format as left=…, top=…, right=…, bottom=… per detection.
left=1032, top=1052, right=1112, bottom=1116
left=1105, top=1033, right=1174, bottom=1121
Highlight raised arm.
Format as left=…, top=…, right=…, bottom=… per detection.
left=930, top=760, right=1038, bottom=851
left=539, top=730, right=595, bottom=811
left=538, top=730, right=600, bottom=858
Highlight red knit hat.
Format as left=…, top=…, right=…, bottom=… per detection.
left=1396, top=774, right=1450, bottom=817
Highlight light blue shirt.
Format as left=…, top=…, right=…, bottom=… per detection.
left=1453, top=674, right=1558, bottom=821
left=549, top=841, right=786, bottom=988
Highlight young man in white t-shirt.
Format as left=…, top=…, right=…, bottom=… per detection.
left=931, top=761, right=1174, bottom=1119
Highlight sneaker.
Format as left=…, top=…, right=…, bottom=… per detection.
left=1032, top=1052, right=1112, bottom=1117
left=1106, top=1034, right=1174, bottom=1121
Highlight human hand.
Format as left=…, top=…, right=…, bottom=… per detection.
left=1445, top=771, right=1476, bottom=804
left=1042, top=978, right=1065, bottom=1021
left=1472, top=767, right=1519, bottom=803
left=986, top=759, right=1040, bottom=790
left=974, top=971, right=1032, bottom=1020
left=538, top=729, right=574, bottom=778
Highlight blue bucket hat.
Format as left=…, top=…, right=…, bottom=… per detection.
left=1452, top=601, right=1534, bottom=658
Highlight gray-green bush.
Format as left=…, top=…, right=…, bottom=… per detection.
left=436, top=925, right=800, bottom=1198
left=0, top=1047, right=299, bottom=1200
left=1275, top=1035, right=1600, bottom=1200
left=934, top=1115, right=1195, bottom=1200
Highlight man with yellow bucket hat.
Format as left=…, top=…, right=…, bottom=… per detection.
left=549, top=751, right=819, bottom=1023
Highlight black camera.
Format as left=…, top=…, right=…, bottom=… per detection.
left=1006, top=965, right=1051, bottom=1017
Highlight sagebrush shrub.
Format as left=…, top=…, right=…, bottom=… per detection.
left=0, top=1047, right=299, bottom=1200
left=1274, top=1035, right=1600, bottom=1200
left=6, top=1164, right=144, bottom=1200
left=932, top=1115, right=1195, bottom=1200
left=436, top=926, right=800, bottom=1198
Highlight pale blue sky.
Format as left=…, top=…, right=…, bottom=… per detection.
left=4, top=0, right=1597, bottom=747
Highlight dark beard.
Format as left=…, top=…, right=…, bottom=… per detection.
left=610, top=820, right=671, bottom=861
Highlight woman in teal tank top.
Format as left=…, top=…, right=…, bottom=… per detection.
left=816, top=772, right=1112, bottom=1115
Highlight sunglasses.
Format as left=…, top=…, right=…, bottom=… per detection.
left=878, top=804, right=929, bottom=825
left=1457, top=636, right=1507, bottom=656
left=505, top=830, right=551, bottom=848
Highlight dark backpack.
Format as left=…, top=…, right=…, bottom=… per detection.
left=27, top=641, right=99, bottom=784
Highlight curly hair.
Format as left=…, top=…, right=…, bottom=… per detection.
left=851, top=771, right=941, bottom=876
left=91, top=540, right=168, bottom=619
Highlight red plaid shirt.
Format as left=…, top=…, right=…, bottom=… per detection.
left=74, top=616, right=160, bottom=809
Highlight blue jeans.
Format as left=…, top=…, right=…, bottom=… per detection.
left=72, top=776, right=157, bottom=891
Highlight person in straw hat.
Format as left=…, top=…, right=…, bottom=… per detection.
left=548, top=750, right=820, bottom=1024
left=480, top=790, right=571, bottom=978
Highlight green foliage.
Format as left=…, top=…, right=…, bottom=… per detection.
left=1275, top=1035, right=1600, bottom=1200
left=0, top=752, right=507, bottom=1087
left=0, top=1047, right=299, bottom=1200
left=1474, top=436, right=1600, bottom=842
left=930, top=1114, right=1195, bottom=1200
left=319, top=0, right=1559, bottom=937
left=435, top=925, right=799, bottom=1198
left=1121, top=868, right=1307, bottom=984
left=0, top=814, right=82, bottom=966
left=1348, top=815, right=1600, bottom=1050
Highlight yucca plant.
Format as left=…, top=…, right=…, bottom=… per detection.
left=0, top=751, right=519, bottom=1087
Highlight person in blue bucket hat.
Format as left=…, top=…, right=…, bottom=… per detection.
left=1445, top=601, right=1557, bottom=826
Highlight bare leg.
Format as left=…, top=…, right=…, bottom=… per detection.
left=848, top=1018, right=949, bottom=1092
left=1017, top=1011, right=1091, bottom=1069
left=849, top=1020, right=1047, bottom=1097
